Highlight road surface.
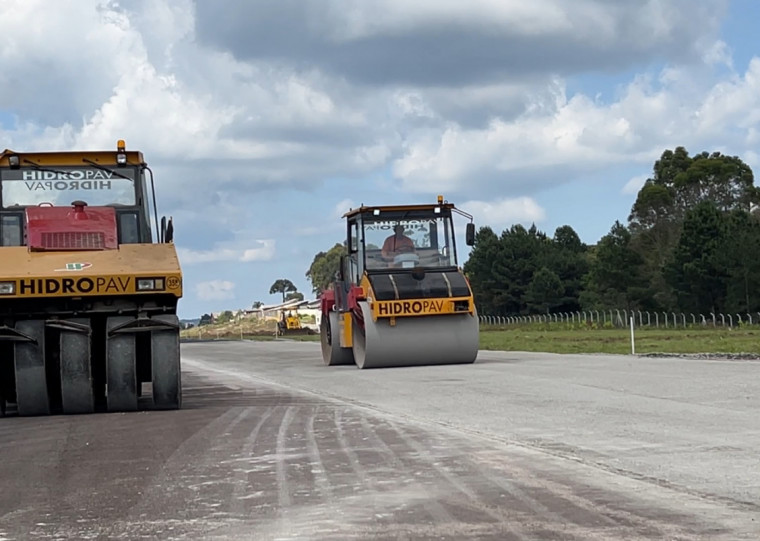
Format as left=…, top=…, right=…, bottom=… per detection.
left=1, top=340, right=758, bottom=540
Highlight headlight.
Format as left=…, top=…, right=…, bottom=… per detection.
left=0, top=281, right=16, bottom=295
left=136, top=278, right=165, bottom=291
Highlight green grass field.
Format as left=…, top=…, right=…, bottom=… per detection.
left=479, top=325, right=760, bottom=355
left=184, top=320, right=760, bottom=355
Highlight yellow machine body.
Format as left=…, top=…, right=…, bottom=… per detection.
left=0, top=244, right=182, bottom=299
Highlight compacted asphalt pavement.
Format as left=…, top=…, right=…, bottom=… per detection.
left=1, top=340, right=759, bottom=540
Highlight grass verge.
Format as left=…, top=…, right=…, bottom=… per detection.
left=480, top=325, right=760, bottom=355
left=181, top=320, right=760, bottom=355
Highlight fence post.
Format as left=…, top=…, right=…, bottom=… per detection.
left=655, top=312, right=659, bottom=327
left=630, top=316, right=635, bottom=355
left=646, top=311, right=651, bottom=326
left=737, top=314, right=742, bottom=326
left=727, top=314, right=733, bottom=328
left=748, top=313, right=753, bottom=325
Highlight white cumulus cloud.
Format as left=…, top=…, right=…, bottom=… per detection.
left=178, top=240, right=275, bottom=265
left=462, top=197, right=546, bottom=228
left=195, top=280, right=235, bottom=301
left=392, top=56, right=760, bottom=197
left=622, top=175, right=648, bottom=195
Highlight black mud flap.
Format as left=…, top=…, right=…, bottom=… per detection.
left=107, top=317, right=180, bottom=336
left=0, top=325, right=38, bottom=344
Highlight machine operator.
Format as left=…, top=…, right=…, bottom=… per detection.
left=381, top=224, right=416, bottom=262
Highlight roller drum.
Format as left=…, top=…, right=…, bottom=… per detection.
left=352, top=301, right=478, bottom=369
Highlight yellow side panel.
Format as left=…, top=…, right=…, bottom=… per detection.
left=0, top=243, right=182, bottom=299
left=339, top=312, right=353, bottom=348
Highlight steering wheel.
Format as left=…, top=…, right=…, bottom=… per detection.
left=393, top=253, right=420, bottom=267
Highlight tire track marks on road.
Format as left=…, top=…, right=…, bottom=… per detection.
left=228, top=404, right=278, bottom=516
left=354, top=411, right=476, bottom=533
left=380, top=418, right=740, bottom=541
left=304, top=408, right=333, bottom=501
left=275, top=405, right=296, bottom=511
left=373, top=415, right=533, bottom=540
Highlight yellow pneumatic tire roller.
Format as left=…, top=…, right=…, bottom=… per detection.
left=351, top=301, right=479, bottom=369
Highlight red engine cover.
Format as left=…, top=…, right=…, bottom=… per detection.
left=25, top=203, right=118, bottom=251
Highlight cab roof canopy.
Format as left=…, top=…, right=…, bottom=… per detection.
left=342, top=196, right=457, bottom=219
left=0, top=143, right=145, bottom=168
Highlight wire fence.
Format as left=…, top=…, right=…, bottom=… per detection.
left=478, top=309, right=760, bottom=329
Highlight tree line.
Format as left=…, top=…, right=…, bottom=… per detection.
left=464, top=147, right=760, bottom=316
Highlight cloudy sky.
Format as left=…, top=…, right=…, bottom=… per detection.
left=2, top=0, right=759, bottom=319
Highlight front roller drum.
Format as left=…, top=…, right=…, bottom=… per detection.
left=352, top=301, right=479, bottom=369
left=321, top=310, right=354, bottom=366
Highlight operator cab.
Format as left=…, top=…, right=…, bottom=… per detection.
left=341, top=195, right=475, bottom=286
left=0, top=140, right=172, bottom=249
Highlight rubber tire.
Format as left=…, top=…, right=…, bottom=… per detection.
left=60, top=318, right=95, bottom=414
left=320, top=311, right=355, bottom=366
left=106, top=316, right=138, bottom=412
left=151, top=314, right=182, bottom=410
left=14, top=320, right=50, bottom=416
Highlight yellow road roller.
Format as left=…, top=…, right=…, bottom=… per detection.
left=0, top=141, right=182, bottom=416
left=320, top=195, right=479, bottom=368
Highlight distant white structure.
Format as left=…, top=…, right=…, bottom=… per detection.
left=241, top=299, right=322, bottom=328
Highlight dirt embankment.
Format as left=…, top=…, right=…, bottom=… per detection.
left=181, top=317, right=317, bottom=339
